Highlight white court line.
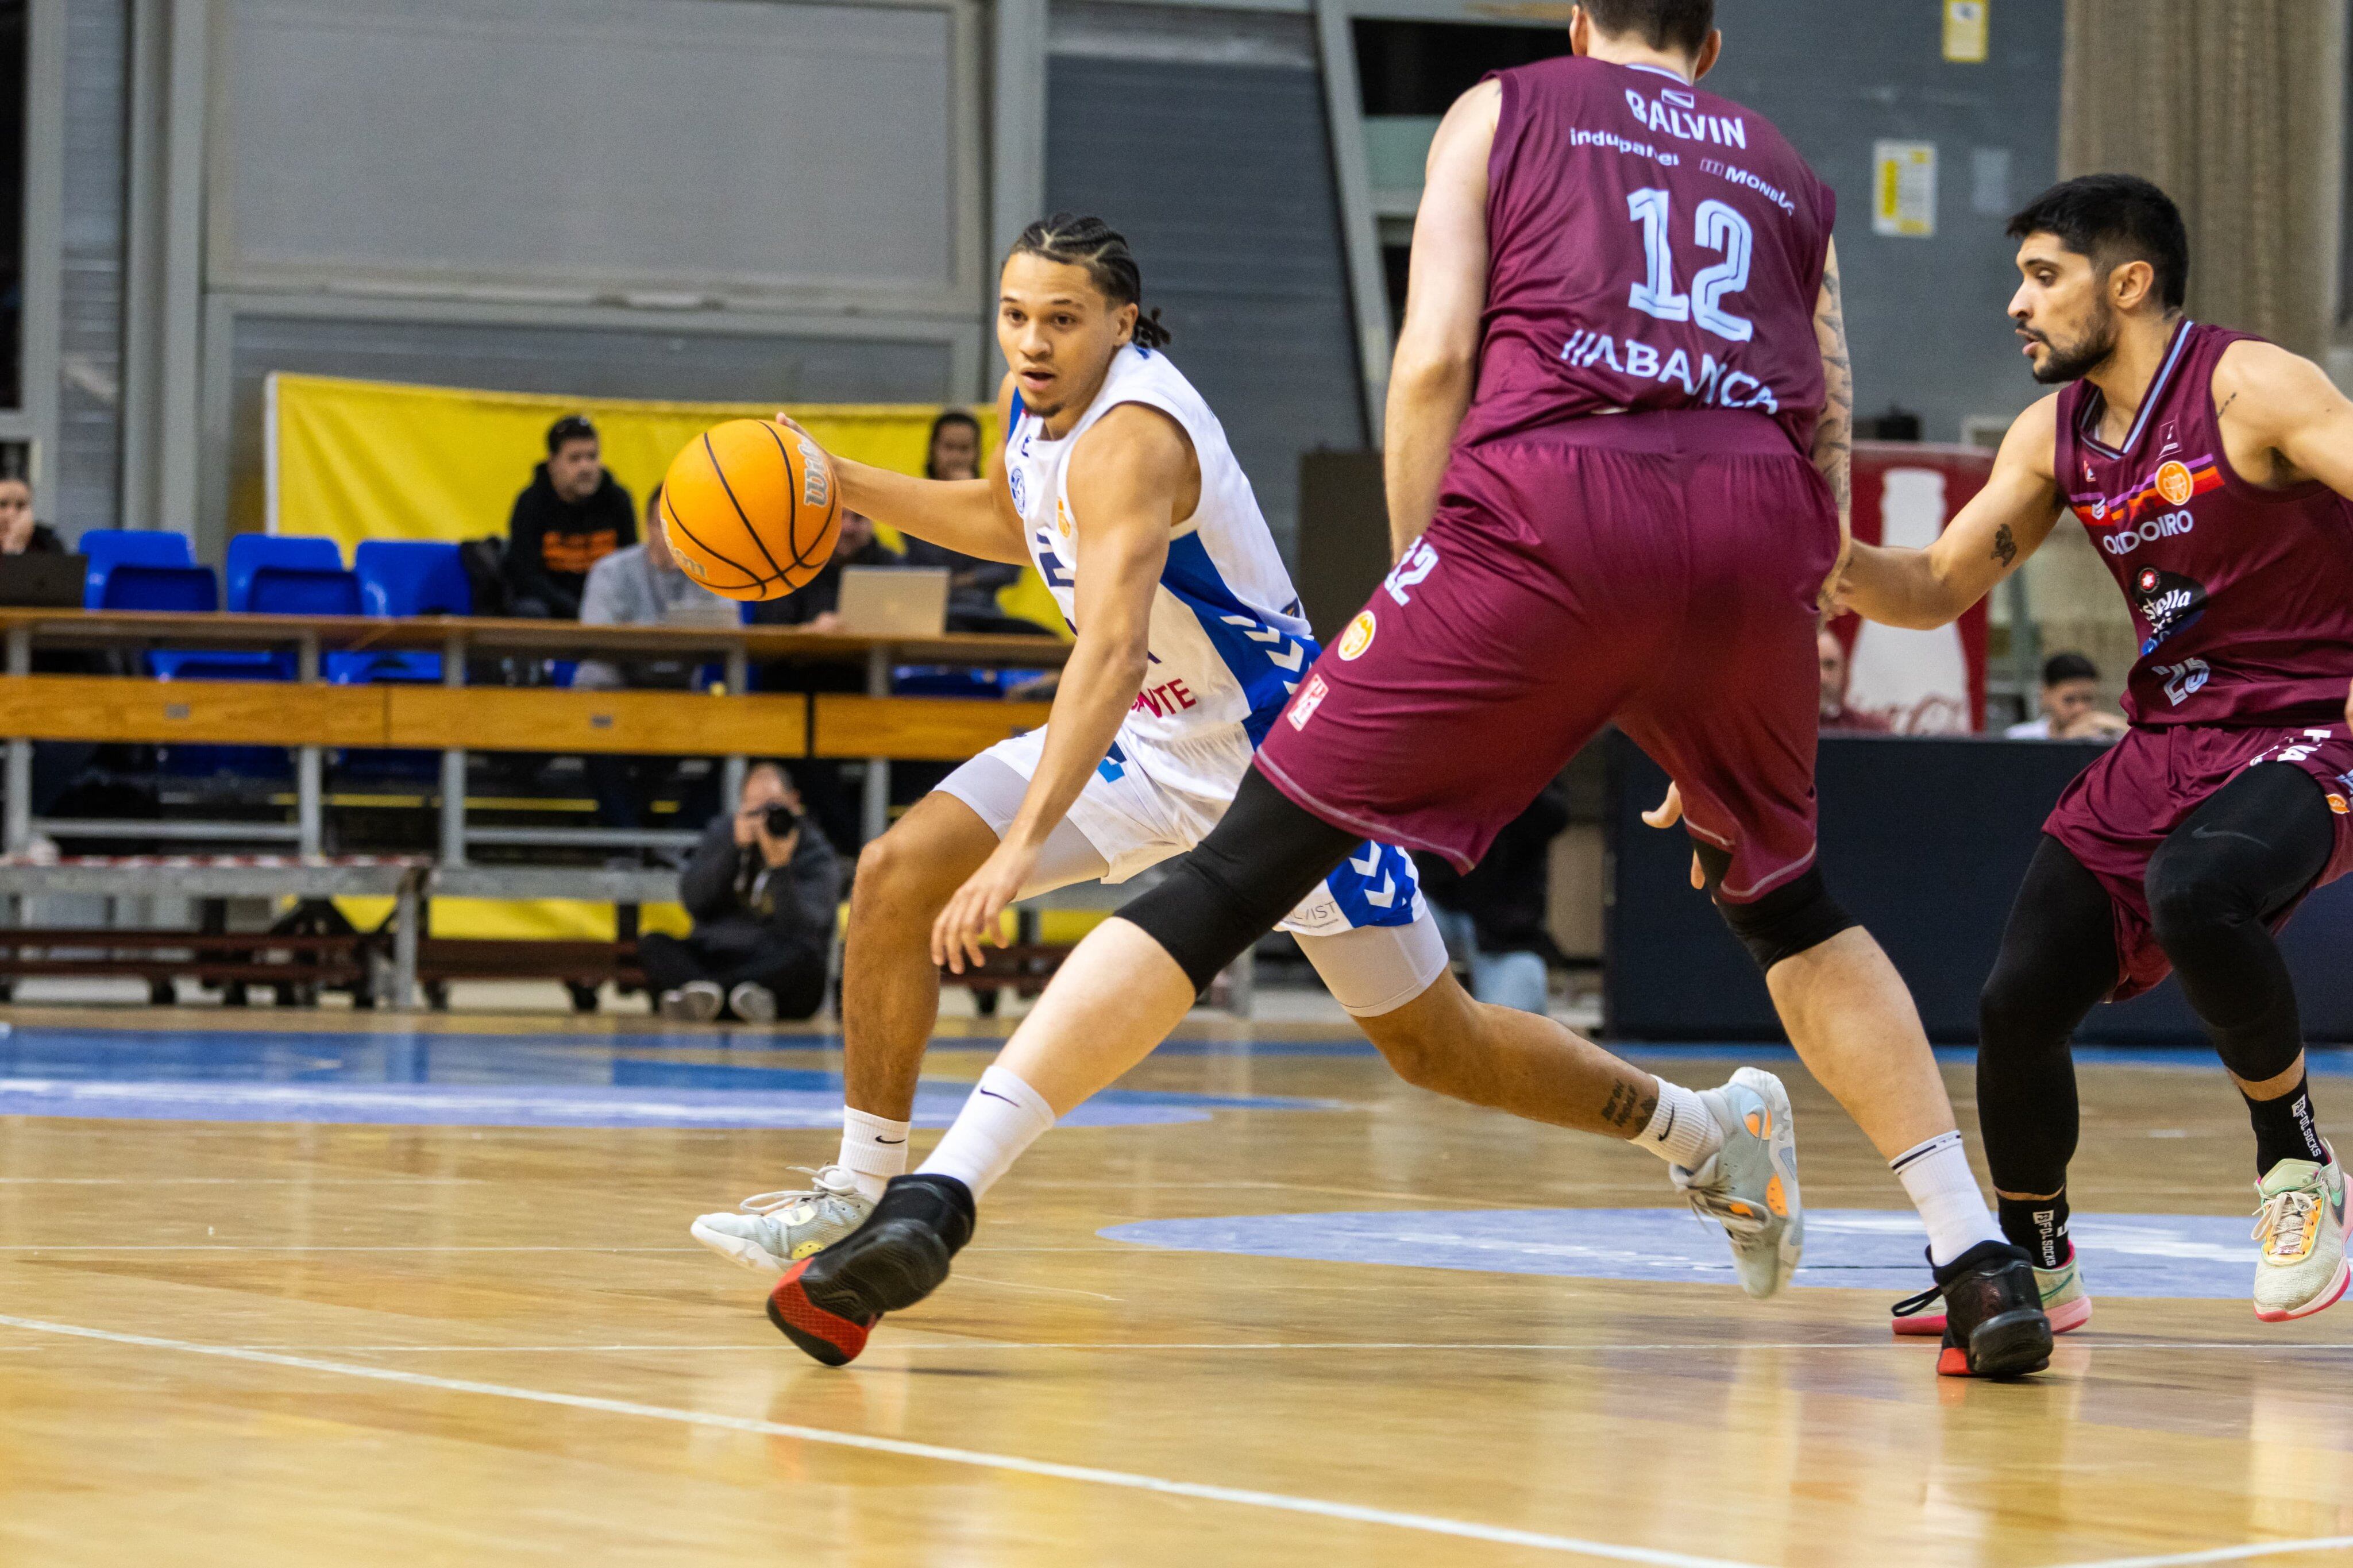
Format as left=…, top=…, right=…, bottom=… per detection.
left=0, top=1311, right=1761, bottom=1568
left=2055, top=1537, right=2353, bottom=1566
left=0, top=1245, right=702, bottom=1253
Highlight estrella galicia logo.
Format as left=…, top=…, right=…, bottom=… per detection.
left=1009, top=466, right=1028, bottom=512
left=2133, top=565, right=2207, bottom=655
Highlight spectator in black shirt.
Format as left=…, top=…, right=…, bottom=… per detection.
left=898, top=410, right=1032, bottom=633
left=503, top=414, right=636, bottom=619
left=751, top=509, right=901, bottom=630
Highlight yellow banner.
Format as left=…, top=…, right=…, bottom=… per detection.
left=265, top=372, right=1071, bottom=632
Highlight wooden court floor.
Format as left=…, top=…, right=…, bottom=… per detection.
left=1, top=1004, right=2351, bottom=1566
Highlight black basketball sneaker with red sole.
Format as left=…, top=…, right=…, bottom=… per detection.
left=766, top=1173, right=975, bottom=1366
left=1930, top=1239, right=2054, bottom=1378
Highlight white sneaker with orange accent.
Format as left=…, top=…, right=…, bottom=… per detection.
left=1671, top=1067, right=1802, bottom=1299
left=2252, top=1153, right=2349, bottom=1323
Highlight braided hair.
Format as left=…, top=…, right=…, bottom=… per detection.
left=1008, top=213, right=1172, bottom=349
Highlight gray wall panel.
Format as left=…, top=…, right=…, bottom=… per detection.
left=1707, top=0, right=2066, bottom=442
left=213, top=0, right=968, bottom=304
left=57, top=0, right=125, bottom=535
left=1046, top=45, right=1363, bottom=559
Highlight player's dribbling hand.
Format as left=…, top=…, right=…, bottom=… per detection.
left=932, top=838, right=1039, bottom=974
left=1640, top=782, right=1706, bottom=890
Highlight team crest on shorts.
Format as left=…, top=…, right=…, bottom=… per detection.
left=2155, top=460, right=2195, bottom=506
left=1337, top=610, right=1376, bottom=661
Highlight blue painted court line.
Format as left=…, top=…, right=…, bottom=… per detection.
left=0, top=1079, right=1333, bottom=1130
left=1103, top=1208, right=2258, bottom=1300
left=0, top=1025, right=1342, bottom=1128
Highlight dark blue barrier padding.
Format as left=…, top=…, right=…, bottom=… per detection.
left=1604, top=731, right=2353, bottom=1046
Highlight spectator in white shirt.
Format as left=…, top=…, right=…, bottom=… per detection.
left=2005, top=651, right=2128, bottom=741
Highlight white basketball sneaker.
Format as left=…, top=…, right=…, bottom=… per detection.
left=2252, top=1152, right=2350, bottom=1322
left=691, top=1167, right=876, bottom=1273
left=1671, top=1066, right=1803, bottom=1298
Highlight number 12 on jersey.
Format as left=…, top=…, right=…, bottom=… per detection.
left=1626, top=188, right=1756, bottom=343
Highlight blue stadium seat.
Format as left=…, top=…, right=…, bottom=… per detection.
left=97, top=563, right=219, bottom=614
left=325, top=651, right=439, bottom=685
left=340, top=541, right=472, bottom=684
left=80, top=529, right=200, bottom=610
left=355, top=540, right=471, bottom=617
left=226, top=535, right=344, bottom=609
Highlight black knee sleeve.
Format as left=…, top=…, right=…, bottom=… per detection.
left=1691, top=843, right=1856, bottom=972
left=1120, top=767, right=1361, bottom=992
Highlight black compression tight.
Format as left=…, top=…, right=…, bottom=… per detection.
left=1120, top=765, right=1362, bottom=992
left=1977, top=762, right=2336, bottom=1198
left=2146, top=763, right=2335, bottom=1086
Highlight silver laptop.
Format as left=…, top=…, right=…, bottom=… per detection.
left=835, top=566, right=949, bottom=637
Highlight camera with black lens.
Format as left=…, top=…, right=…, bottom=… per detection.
left=762, top=802, right=803, bottom=840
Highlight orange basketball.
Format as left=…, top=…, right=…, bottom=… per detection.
left=659, top=419, right=841, bottom=601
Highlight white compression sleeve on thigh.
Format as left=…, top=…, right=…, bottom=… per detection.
left=1296, top=907, right=1453, bottom=1018
left=1892, top=1130, right=2004, bottom=1268
left=917, top=1065, right=1056, bottom=1200
left=836, top=1107, right=911, bottom=1200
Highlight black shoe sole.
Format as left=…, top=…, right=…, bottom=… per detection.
left=1966, top=1307, right=2054, bottom=1378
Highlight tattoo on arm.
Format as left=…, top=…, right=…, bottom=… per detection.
left=2217, top=391, right=2239, bottom=420
left=1810, top=264, right=1854, bottom=526
left=1600, top=1081, right=1658, bottom=1131
left=1992, top=523, right=2018, bottom=568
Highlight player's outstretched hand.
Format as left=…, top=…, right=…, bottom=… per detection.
left=1640, top=782, right=1706, bottom=890
left=932, top=838, right=1040, bottom=974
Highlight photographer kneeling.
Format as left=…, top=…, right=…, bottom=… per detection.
left=641, top=763, right=841, bottom=1022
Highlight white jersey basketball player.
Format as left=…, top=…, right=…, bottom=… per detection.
left=693, top=215, right=1775, bottom=1288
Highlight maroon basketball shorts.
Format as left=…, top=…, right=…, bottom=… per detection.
left=1255, top=411, right=1839, bottom=903
left=2044, top=721, right=2353, bottom=999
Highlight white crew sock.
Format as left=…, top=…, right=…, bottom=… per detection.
left=916, top=1066, right=1056, bottom=1201
left=1892, top=1130, right=2005, bottom=1268
left=1634, top=1080, right=1723, bottom=1169
left=836, top=1107, right=912, bottom=1201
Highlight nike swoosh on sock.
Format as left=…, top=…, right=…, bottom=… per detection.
left=874, top=1137, right=907, bottom=1145
left=978, top=1090, right=1018, bottom=1106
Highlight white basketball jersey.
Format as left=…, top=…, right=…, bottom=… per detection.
left=1002, top=345, right=1316, bottom=750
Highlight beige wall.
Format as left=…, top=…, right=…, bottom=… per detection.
left=2061, top=0, right=2345, bottom=359
left=2030, top=0, right=2348, bottom=686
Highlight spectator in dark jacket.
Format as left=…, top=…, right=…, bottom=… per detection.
left=898, top=409, right=1035, bottom=634
left=0, top=477, right=89, bottom=825
left=503, top=414, right=636, bottom=619
left=639, top=762, right=840, bottom=1022
left=0, top=476, right=61, bottom=556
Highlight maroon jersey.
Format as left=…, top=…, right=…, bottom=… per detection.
left=2057, top=320, right=2353, bottom=726
left=1457, top=56, right=1837, bottom=453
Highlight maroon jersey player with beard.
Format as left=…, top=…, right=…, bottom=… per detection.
left=767, top=0, right=2057, bottom=1384
left=1843, top=175, right=2353, bottom=1330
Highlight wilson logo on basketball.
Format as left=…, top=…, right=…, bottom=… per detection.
left=1337, top=611, right=1376, bottom=661
left=2155, top=460, right=2196, bottom=506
